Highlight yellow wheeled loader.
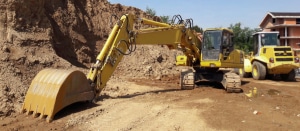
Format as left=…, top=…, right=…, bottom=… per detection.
left=239, top=31, right=300, bottom=80
left=22, top=14, right=244, bottom=122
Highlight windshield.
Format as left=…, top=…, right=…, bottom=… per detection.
left=261, top=33, right=279, bottom=46
left=203, top=31, right=222, bottom=50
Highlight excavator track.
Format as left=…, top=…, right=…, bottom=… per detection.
left=180, top=69, right=195, bottom=90
left=221, top=72, right=242, bottom=93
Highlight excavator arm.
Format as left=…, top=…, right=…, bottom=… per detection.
left=86, top=14, right=201, bottom=96
left=22, top=14, right=201, bottom=122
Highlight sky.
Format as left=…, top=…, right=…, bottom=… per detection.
left=108, top=0, right=300, bottom=29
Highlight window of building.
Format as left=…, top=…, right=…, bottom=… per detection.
left=296, top=18, right=300, bottom=24
left=272, top=18, right=276, bottom=23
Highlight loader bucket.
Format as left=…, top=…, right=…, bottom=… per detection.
left=21, top=69, right=94, bottom=122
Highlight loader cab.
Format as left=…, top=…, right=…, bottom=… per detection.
left=202, top=28, right=234, bottom=61
left=253, top=32, right=280, bottom=56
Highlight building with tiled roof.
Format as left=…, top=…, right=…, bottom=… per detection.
left=260, top=12, right=300, bottom=56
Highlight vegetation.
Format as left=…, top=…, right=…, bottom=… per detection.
left=192, top=25, right=203, bottom=33
left=160, top=15, right=170, bottom=23
left=228, top=23, right=259, bottom=54
left=145, top=6, right=156, bottom=16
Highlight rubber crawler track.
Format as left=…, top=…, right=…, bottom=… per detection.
left=222, top=72, right=242, bottom=93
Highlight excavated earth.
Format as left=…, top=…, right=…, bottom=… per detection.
left=0, top=0, right=300, bottom=130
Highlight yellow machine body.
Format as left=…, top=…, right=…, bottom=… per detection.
left=199, top=28, right=244, bottom=69
left=199, top=49, right=244, bottom=68
left=243, top=58, right=252, bottom=73
left=244, top=46, right=299, bottom=74
left=241, top=31, right=300, bottom=80
left=176, top=55, right=188, bottom=66
left=22, top=69, right=94, bottom=122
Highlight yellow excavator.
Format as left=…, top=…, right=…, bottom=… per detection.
left=21, top=14, right=244, bottom=122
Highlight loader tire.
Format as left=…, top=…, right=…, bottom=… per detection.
left=252, top=61, right=266, bottom=80
left=239, top=68, right=250, bottom=78
left=281, top=70, right=296, bottom=81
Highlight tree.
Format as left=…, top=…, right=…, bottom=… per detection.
left=192, top=25, right=203, bottom=33
left=228, top=23, right=256, bottom=54
left=145, top=6, right=156, bottom=16
left=160, top=15, right=170, bottom=23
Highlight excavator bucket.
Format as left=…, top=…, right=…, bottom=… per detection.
left=21, top=69, right=94, bottom=122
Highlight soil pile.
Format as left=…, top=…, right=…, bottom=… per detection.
left=0, top=0, right=182, bottom=117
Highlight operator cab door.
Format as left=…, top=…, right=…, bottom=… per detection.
left=221, top=30, right=234, bottom=60
left=202, top=30, right=222, bottom=60
left=253, top=34, right=260, bottom=56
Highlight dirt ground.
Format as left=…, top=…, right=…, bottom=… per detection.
left=1, top=76, right=300, bottom=131
left=1, top=0, right=300, bottom=131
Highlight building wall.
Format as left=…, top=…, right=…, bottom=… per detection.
left=290, top=39, right=300, bottom=46
left=289, top=27, right=300, bottom=36
left=261, top=15, right=272, bottom=31
left=260, top=14, right=300, bottom=56
left=277, top=18, right=284, bottom=24
left=278, top=28, right=285, bottom=36
left=284, top=18, right=296, bottom=24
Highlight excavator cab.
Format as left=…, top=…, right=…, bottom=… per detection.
left=199, top=28, right=243, bottom=68
left=202, top=28, right=234, bottom=61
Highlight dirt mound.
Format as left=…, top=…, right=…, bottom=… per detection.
left=0, top=0, right=181, bottom=117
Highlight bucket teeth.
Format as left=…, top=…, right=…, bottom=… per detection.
left=33, top=112, right=39, bottom=118
left=39, top=114, right=46, bottom=119
left=21, top=69, right=95, bottom=122
left=46, top=117, right=53, bottom=123
left=21, top=109, right=26, bottom=114
left=26, top=111, right=33, bottom=115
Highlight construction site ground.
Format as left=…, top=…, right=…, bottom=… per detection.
left=1, top=0, right=300, bottom=130
left=1, top=76, right=300, bottom=131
